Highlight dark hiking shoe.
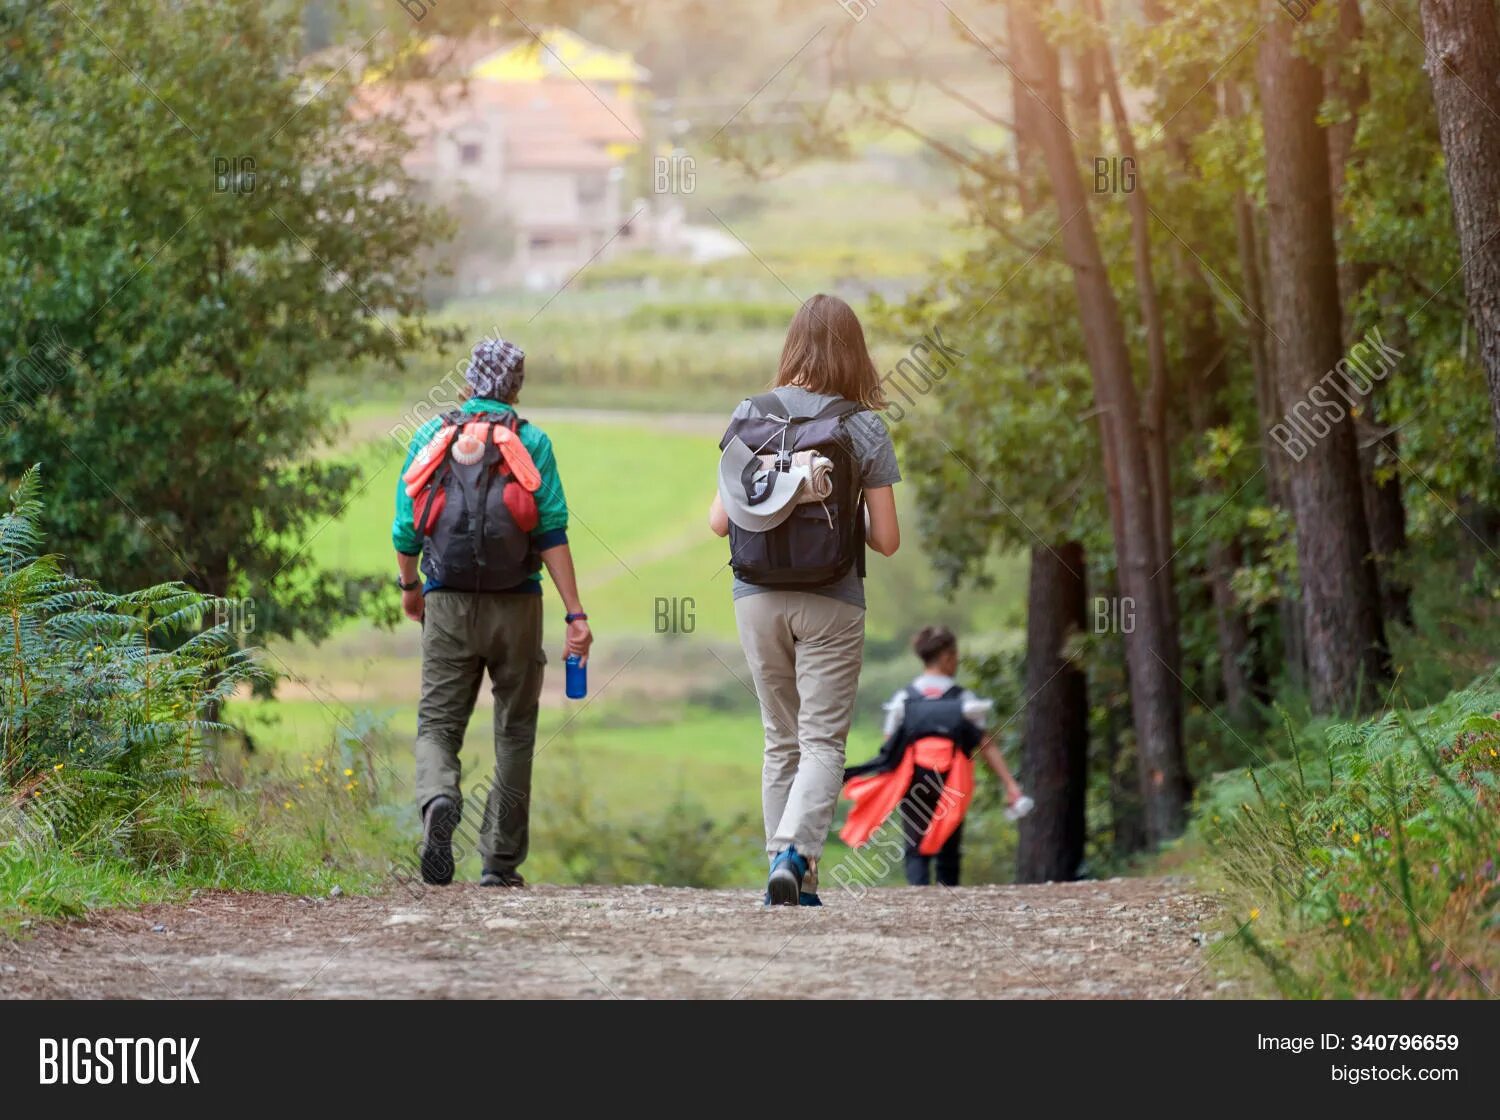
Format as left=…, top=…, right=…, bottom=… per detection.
left=420, top=796, right=459, bottom=886
left=765, top=847, right=807, bottom=907
left=798, top=892, right=823, bottom=906
left=479, top=869, right=526, bottom=888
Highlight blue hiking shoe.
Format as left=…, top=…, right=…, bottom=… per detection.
left=766, top=847, right=807, bottom=907
left=799, top=892, right=822, bottom=907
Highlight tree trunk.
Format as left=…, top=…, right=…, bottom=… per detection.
left=1070, top=38, right=1101, bottom=138
left=1012, top=3, right=1189, bottom=842
left=1256, top=3, right=1388, bottom=713
left=1358, top=429, right=1412, bottom=626
left=1226, top=79, right=1307, bottom=689
left=1095, top=16, right=1181, bottom=687
left=1326, top=0, right=1373, bottom=340
left=1419, top=0, right=1500, bottom=459
left=1016, top=542, right=1089, bottom=883
left=1131, top=11, right=1262, bottom=717
left=1327, top=0, right=1411, bottom=625
left=1366, top=303, right=1415, bottom=625
left=1011, top=12, right=1093, bottom=878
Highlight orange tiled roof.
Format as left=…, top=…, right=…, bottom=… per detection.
left=355, top=78, right=638, bottom=171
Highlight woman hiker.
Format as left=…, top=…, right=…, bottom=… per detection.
left=710, top=294, right=901, bottom=906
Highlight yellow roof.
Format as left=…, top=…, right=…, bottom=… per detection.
left=472, top=26, right=647, bottom=84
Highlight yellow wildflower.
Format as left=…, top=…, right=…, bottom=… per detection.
left=282, top=800, right=293, bottom=810
left=53, top=762, right=64, bottom=771
left=1351, top=832, right=1362, bottom=843
left=1341, top=916, right=1352, bottom=927
left=343, top=768, right=354, bottom=777
left=1249, top=908, right=1260, bottom=921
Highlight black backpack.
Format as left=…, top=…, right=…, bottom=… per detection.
left=416, top=409, right=541, bottom=592
left=845, top=684, right=984, bottom=780
left=719, top=390, right=867, bottom=588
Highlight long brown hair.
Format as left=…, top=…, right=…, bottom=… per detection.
left=774, top=294, right=886, bottom=409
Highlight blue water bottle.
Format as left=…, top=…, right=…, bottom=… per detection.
left=565, top=655, right=587, bottom=699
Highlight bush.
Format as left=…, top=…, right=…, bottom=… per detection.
left=532, top=750, right=757, bottom=886
left=1198, top=677, right=1500, bottom=998
left=0, top=467, right=322, bottom=923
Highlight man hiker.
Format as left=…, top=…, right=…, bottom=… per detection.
left=393, top=337, right=592, bottom=887
left=841, top=625, right=1030, bottom=887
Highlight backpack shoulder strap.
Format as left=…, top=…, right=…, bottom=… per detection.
left=813, top=397, right=864, bottom=422
left=940, top=684, right=964, bottom=700
left=747, top=390, right=786, bottom=418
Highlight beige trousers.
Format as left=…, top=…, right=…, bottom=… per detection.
left=734, top=590, right=866, bottom=868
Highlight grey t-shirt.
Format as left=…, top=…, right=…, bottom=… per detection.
left=729, top=386, right=901, bottom=609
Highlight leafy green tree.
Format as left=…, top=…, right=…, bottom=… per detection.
left=0, top=0, right=447, bottom=641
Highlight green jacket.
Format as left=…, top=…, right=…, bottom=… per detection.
left=392, top=399, right=569, bottom=587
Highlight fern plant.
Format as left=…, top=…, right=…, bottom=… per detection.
left=1, top=466, right=267, bottom=859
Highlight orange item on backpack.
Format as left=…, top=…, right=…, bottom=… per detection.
left=492, top=424, right=541, bottom=493
left=840, top=736, right=975, bottom=856
left=402, top=425, right=457, bottom=498
left=503, top=481, right=539, bottom=531
left=404, top=416, right=542, bottom=500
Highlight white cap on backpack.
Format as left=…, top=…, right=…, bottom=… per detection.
left=718, top=435, right=806, bottom=532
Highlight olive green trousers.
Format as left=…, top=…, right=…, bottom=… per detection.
left=413, top=590, right=545, bottom=873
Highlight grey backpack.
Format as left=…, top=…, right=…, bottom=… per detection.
left=718, top=391, right=867, bottom=588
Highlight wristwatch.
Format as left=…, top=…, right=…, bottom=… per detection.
left=565, top=611, right=589, bottom=623
left=397, top=575, right=421, bottom=592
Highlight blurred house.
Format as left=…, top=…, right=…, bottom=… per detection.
left=361, top=29, right=649, bottom=291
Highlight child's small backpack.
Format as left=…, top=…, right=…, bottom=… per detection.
left=403, top=409, right=542, bottom=591
left=718, top=390, right=867, bottom=588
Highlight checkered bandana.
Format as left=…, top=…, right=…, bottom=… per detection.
left=465, top=337, right=525, bottom=402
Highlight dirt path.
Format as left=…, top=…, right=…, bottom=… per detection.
left=1, top=878, right=1229, bottom=999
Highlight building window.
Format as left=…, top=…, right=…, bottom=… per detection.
left=459, top=142, right=482, bottom=166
